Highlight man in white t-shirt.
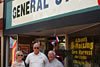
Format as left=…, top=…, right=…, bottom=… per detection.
left=25, top=43, right=49, bottom=67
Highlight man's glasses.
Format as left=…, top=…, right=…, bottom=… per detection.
left=17, top=55, right=23, bottom=56
left=34, top=47, right=39, bottom=49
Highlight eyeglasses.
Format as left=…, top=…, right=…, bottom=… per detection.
left=17, top=55, right=23, bottom=56
left=34, top=47, right=39, bottom=49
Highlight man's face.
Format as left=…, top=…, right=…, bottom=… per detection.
left=33, top=44, right=40, bottom=55
left=48, top=52, right=55, bottom=62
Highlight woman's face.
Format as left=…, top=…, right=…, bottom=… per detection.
left=16, top=53, right=23, bottom=61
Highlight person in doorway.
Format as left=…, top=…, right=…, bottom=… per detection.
left=46, top=50, right=64, bottom=67
left=25, top=43, right=49, bottom=67
left=11, top=51, right=25, bottom=67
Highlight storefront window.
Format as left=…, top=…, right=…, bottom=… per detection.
left=7, top=35, right=68, bottom=66
left=69, top=36, right=100, bottom=67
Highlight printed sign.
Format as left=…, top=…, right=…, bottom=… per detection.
left=12, top=0, right=98, bottom=26
left=70, top=37, right=94, bottom=65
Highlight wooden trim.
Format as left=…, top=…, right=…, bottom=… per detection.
left=0, top=0, right=3, bottom=3
left=0, top=19, right=3, bottom=30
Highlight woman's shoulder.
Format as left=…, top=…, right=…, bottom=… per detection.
left=12, top=61, right=17, bottom=64
left=11, top=61, right=17, bottom=67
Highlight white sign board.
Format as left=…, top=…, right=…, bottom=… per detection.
left=12, top=0, right=99, bottom=26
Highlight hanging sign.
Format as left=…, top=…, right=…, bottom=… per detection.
left=12, top=0, right=99, bottom=26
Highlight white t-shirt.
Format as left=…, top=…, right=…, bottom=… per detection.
left=46, top=59, right=64, bottom=67
left=25, top=52, right=49, bottom=67
left=11, top=61, right=25, bottom=67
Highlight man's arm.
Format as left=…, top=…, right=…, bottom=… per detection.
left=25, top=55, right=30, bottom=65
left=43, top=54, right=49, bottom=67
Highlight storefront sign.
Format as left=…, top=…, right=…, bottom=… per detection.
left=12, top=0, right=99, bottom=26
left=70, top=37, right=94, bottom=65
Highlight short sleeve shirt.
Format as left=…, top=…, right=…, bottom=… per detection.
left=25, top=52, right=49, bottom=67
left=46, top=59, right=64, bottom=67
left=11, top=61, right=25, bottom=67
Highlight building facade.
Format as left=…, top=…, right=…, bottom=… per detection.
left=4, top=0, right=100, bottom=67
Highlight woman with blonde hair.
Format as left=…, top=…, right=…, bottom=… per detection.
left=11, top=51, right=26, bottom=67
